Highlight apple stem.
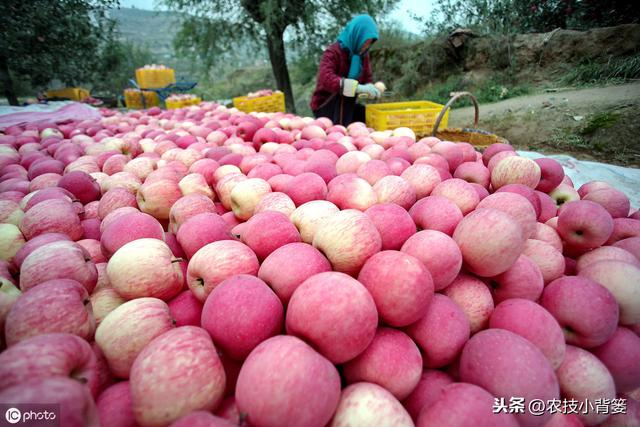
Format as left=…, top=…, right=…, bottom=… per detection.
left=171, top=258, right=184, bottom=263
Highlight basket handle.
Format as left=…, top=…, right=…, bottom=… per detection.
left=431, top=91, right=480, bottom=136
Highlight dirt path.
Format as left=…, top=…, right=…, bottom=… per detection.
left=450, top=82, right=640, bottom=125
left=448, top=82, right=640, bottom=167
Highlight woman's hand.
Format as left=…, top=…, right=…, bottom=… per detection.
left=356, top=83, right=381, bottom=99
left=374, top=82, right=386, bottom=94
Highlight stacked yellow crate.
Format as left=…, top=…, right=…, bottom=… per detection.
left=124, top=89, right=159, bottom=109
left=135, top=65, right=176, bottom=89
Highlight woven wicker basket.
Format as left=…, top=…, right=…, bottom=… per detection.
left=432, top=91, right=509, bottom=149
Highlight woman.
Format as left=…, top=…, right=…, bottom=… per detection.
left=310, top=14, right=384, bottom=126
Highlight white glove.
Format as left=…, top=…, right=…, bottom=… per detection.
left=342, top=78, right=359, bottom=97
left=356, top=83, right=381, bottom=99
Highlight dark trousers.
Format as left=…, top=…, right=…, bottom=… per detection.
left=313, top=94, right=366, bottom=126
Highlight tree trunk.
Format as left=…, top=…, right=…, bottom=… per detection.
left=265, top=27, right=296, bottom=113
left=0, top=56, right=19, bottom=106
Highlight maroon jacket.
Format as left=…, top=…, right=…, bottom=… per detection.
left=310, top=42, right=373, bottom=112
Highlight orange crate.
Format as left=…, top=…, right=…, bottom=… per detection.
left=233, top=92, right=285, bottom=113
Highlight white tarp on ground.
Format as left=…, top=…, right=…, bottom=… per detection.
left=519, top=151, right=640, bottom=210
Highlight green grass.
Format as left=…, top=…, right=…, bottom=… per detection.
left=561, top=54, right=640, bottom=85
left=550, top=127, right=589, bottom=149
left=580, top=112, right=620, bottom=135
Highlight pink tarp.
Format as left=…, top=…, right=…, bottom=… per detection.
left=0, top=102, right=102, bottom=130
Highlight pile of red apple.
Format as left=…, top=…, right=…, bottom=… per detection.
left=0, top=102, right=639, bottom=427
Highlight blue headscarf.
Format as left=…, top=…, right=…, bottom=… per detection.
left=337, top=14, right=379, bottom=80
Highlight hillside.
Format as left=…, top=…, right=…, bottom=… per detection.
left=109, top=8, right=182, bottom=65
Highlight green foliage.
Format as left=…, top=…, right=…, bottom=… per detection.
left=561, top=54, right=640, bottom=85
left=580, top=112, right=620, bottom=135
left=90, top=39, right=156, bottom=95
left=0, top=0, right=118, bottom=90
left=418, top=0, right=640, bottom=36
left=163, top=0, right=399, bottom=111
left=165, top=0, right=398, bottom=66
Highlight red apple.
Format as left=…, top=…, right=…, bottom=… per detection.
left=556, top=345, right=616, bottom=426
left=417, top=382, right=519, bottom=427
left=591, top=326, right=640, bottom=393
left=357, top=159, right=392, bottom=185
left=491, top=156, right=541, bottom=190
left=201, top=275, right=283, bottom=360
left=327, top=176, right=378, bottom=211
left=534, top=157, right=564, bottom=193
left=331, top=382, right=414, bottom=427
left=286, top=271, right=378, bottom=363
left=137, top=179, right=183, bottom=220
left=443, top=274, right=494, bottom=334
left=488, top=254, right=544, bottom=303
left=431, top=178, right=479, bottom=214
left=613, top=236, right=640, bottom=260
left=576, top=245, right=640, bottom=272
left=579, top=260, right=640, bottom=325
left=343, top=327, right=422, bottom=400
left=454, top=161, right=491, bottom=187
left=312, top=209, right=381, bottom=276
left=258, top=242, right=331, bottom=305
left=283, top=172, right=328, bottom=206
left=167, top=290, right=203, bottom=327
left=482, top=143, right=515, bottom=165
left=489, top=298, right=566, bottom=369
left=290, top=200, right=339, bottom=244
left=19, top=198, right=83, bottom=240
left=96, top=381, right=137, bottom=427
left=409, top=195, right=463, bottom=235
left=583, top=187, right=630, bottom=218
left=130, top=326, right=226, bottom=426
left=405, top=293, right=470, bottom=368
left=541, top=275, right=619, bottom=348
left=168, top=193, right=216, bottom=233
left=240, top=211, right=301, bottom=260
left=176, top=212, right=234, bottom=259
left=459, top=329, right=560, bottom=427
left=100, top=211, right=164, bottom=258
left=19, top=240, right=97, bottom=292
left=98, top=188, right=138, bottom=220
left=5, top=279, right=95, bottom=346
left=358, top=250, right=433, bottom=326
left=0, top=377, right=99, bottom=427
left=364, top=203, right=416, bottom=251
left=536, top=191, right=558, bottom=222
left=236, top=335, right=341, bottom=427
left=402, top=370, right=454, bottom=421
left=186, top=240, right=259, bottom=301
left=0, top=332, right=99, bottom=396
left=95, top=297, right=175, bottom=378
left=107, top=238, right=183, bottom=301
left=453, top=208, right=526, bottom=277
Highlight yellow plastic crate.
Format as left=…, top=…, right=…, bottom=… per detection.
left=233, top=92, right=285, bottom=113
left=135, top=68, right=176, bottom=89
left=166, top=96, right=202, bottom=109
left=366, top=101, right=449, bottom=137
left=124, top=89, right=159, bottom=109
left=46, top=87, right=90, bottom=101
